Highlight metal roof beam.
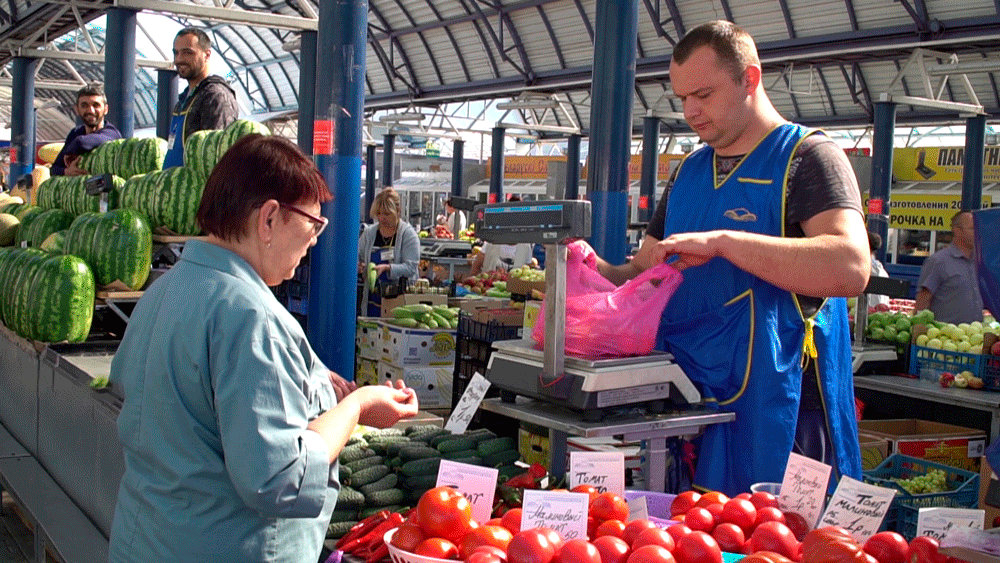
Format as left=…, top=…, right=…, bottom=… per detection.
left=0, top=77, right=84, bottom=91
left=115, top=0, right=317, bottom=31
left=21, top=47, right=174, bottom=69
left=879, top=93, right=985, bottom=116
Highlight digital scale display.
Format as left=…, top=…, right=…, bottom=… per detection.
left=473, top=200, right=591, bottom=244
left=481, top=204, right=565, bottom=230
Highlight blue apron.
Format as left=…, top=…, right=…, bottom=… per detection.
left=163, top=88, right=192, bottom=169
left=657, top=123, right=861, bottom=496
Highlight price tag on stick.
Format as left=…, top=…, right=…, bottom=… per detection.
left=818, top=476, right=895, bottom=544
left=917, top=507, right=984, bottom=540
left=780, top=452, right=832, bottom=530
left=521, top=490, right=590, bottom=540
left=436, top=460, right=500, bottom=524
left=569, top=452, right=625, bottom=496
left=445, top=372, right=491, bottom=434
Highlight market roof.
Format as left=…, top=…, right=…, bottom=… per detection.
left=4, top=0, right=1000, bottom=140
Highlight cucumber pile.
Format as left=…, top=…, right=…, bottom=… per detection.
left=387, top=304, right=459, bottom=329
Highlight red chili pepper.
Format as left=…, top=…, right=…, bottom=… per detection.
left=343, top=512, right=404, bottom=555
left=336, top=510, right=389, bottom=549
left=364, top=542, right=390, bottom=563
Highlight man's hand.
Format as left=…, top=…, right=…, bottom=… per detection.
left=651, top=231, right=728, bottom=271
left=329, top=370, right=357, bottom=401
left=63, top=154, right=88, bottom=177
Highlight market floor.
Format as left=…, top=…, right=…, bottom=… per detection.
left=0, top=491, right=57, bottom=563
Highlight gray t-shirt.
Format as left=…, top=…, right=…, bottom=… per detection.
left=917, top=244, right=984, bottom=324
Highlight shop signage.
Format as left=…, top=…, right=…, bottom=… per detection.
left=916, top=507, right=983, bottom=540
left=893, top=146, right=1000, bottom=183
left=435, top=459, right=499, bottom=524
left=312, top=120, right=334, bottom=156
left=486, top=155, right=566, bottom=179
left=444, top=371, right=491, bottom=434
left=521, top=490, right=589, bottom=540
left=581, top=153, right=683, bottom=181
left=568, top=451, right=625, bottom=496
left=863, top=195, right=992, bottom=231
left=779, top=453, right=831, bottom=529
left=818, top=476, right=895, bottom=543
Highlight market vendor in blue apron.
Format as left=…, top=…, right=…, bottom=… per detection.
left=163, top=27, right=238, bottom=169
left=593, top=21, right=868, bottom=496
left=357, top=187, right=421, bottom=317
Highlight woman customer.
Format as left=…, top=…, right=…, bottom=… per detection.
left=108, top=135, right=419, bottom=563
left=357, top=187, right=421, bottom=316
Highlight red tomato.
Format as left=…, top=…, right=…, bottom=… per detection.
left=632, top=528, right=676, bottom=552
left=742, top=551, right=795, bottom=563
left=705, top=503, right=725, bottom=523
left=754, top=507, right=786, bottom=529
left=863, top=553, right=879, bottom=563
left=415, top=537, right=460, bottom=559
left=418, top=486, right=476, bottom=544
left=748, top=522, right=799, bottom=560
left=486, top=518, right=504, bottom=527
left=593, top=536, right=631, bottom=563
left=390, top=524, right=426, bottom=553
left=501, top=508, right=524, bottom=534
left=712, top=523, right=746, bottom=554
left=623, top=520, right=660, bottom=546
left=782, top=513, right=810, bottom=542
left=467, top=551, right=504, bottom=563
left=721, top=498, right=758, bottom=533
left=734, top=493, right=753, bottom=501
left=591, top=493, right=629, bottom=522
left=572, top=484, right=601, bottom=503
left=626, top=544, right=675, bottom=563
left=595, top=520, right=627, bottom=539
left=458, top=525, right=515, bottom=560
left=864, top=532, right=909, bottom=563
left=908, top=536, right=947, bottom=563
left=750, top=491, right=780, bottom=511
left=683, top=507, right=715, bottom=533
left=539, top=527, right=566, bottom=552
left=801, top=527, right=866, bottom=563
left=555, top=539, right=603, bottom=563
left=671, top=491, right=702, bottom=518
left=665, top=523, right=693, bottom=545
left=697, top=492, right=731, bottom=508
left=508, top=529, right=559, bottom=563
left=675, top=531, right=723, bottom=563
left=470, top=545, right=509, bottom=562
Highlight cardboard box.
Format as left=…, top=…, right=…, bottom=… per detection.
left=378, top=362, right=453, bottom=409
left=523, top=301, right=542, bottom=340
left=456, top=297, right=509, bottom=315
left=858, top=431, right=890, bottom=470
left=473, top=307, right=525, bottom=327
left=356, top=318, right=382, bottom=360
left=379, top=323, right=456, bottom=366
left=857, top=419, right=986, bottom=471
left=380, top=293, right=448, bottom=318
left=355, top=357, right=379, bottom=386
left=391, top=410, right=445, bottom=431
left=519, top=426, right=551, bottom=467
left=507, top=278, right=546, bottom=296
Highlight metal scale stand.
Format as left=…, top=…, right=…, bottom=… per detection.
left=473, top=200, right=702, bottom=422
left=86, top=174, right=141, bottom=325
left=851, top=275, right=912, bottom=373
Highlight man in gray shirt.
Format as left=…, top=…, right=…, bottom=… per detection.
left=916, top=210, right=984, bottom=324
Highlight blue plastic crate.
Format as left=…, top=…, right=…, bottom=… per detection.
left=908, top=344, right=983, bottom=380
left=862, top=453, right=979, bottom=539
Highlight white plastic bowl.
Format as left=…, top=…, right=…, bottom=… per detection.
left=750, top=482, right=781, bottom=495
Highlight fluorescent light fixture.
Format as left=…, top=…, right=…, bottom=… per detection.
left=35, top=100, right=60, bottom=110
left=377, top=112, right=426, bottom=123
left=497, top=122, right=580, bottom=135
left=496, top=100, right=559, bottom=110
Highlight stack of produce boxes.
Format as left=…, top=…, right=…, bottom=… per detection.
left=355, top=318, right=381, bottom=386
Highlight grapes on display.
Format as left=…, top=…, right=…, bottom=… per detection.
left=891, top=468, right=949, bottom=494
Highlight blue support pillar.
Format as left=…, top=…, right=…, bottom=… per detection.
left=297, top=30, right=318, bottom=154
left=365, top=144, right=377, bottom=223
left=309, top=0, right=367, bottom=379
left=489, top=127, right=505, bottom=203
left=451, top=139, right=464, bottom=197
left=382, top=134, right=395, bottom=187
left=156, top=69, right=178, bottom=140
left=640, top=117, right=660, bottom=224
left=10, top=57, right=36, bottom=183
left=587, top=0, right=637, bottom=265
left=565, top=134, right=582, bottom=200
left=963, top=114, right=986, bottom=211
left=105, top=8, right=137, bottom=138
left=869, top=101, right=896, bottom=263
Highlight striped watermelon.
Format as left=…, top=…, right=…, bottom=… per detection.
left=184, top=130, right=212, bottom=178
left=40, top=229, right=68, bottom=253
left=135, top=137, right=168, bottom=175
left=1, top=248, right=47, bottom=337
left=113, top=138, right=138, bottom=179
left=65, top=209, right=152, bottom=290
left=0, top=248, right=95, bottom=342
left=155, top=166, right=204, bottom=235
left=223, top=119, right=271, bottom=152
left=14, top=206, right=43, bottom=245
left=20, top=208, right=74, bottom=248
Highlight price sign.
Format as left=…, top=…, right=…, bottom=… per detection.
left=818, top=476, right=895, bottom=544
left=521, top=490, right=589, bottom=540
left=569, top=452, right=625, bottom=496
left=916, top=508, right=984, bottom=540
left=628, top=495, right=649, bottom=521
left=436, top=459, right=499, bottom=524
left=445, top=372, right=491, bottom=434
left=780, top=452, right=832, bottom=529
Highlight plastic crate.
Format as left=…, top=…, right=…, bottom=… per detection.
left=457, top=313, right=522, bottom=342
left=908, top=344, right=983, bottom=380
left=981, top=355, right=1000, bottom=390
left=862, top=453, right=979, bottom=539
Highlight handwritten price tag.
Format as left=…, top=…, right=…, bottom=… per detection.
left=445, top=372, right=491, bottom=434
left=780, top=452, right=832, bottom=529
left=569, top=452, right=625, bottom=496
left=436, top=459, right=500, bottom=524
left=628, top=495, right=649, bottom=521
left=521, top=490, right=589, bottom=540
left=818, top=476, right=895, bottom=544
left=917, top=507, right=984, bottom=540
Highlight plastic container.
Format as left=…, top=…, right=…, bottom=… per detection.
left=750, top=482, right=781, bottom=495
left=624, top=490, right=677, bottom=521
left=908, top=344, right=983, bottom=381
left=386, top=529, right=453, bottom=563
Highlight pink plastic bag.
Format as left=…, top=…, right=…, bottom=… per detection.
left=532, top=261, right=683, bottom=358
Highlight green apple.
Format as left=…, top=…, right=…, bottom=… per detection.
left=927, top=326, right=942, bottom=339
left=927, top=338, right=943, bottom=349
left=943, top=341, right=959, bottom=352
left=971, top=333, right=984, bottom=346
left=957, top=340, right=971, bottom=353
left=916, top=334, right=929, bottom=346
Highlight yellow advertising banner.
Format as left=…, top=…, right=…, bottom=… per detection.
left=864, top=194, right=993, bottom=231
left=581, top=153, right=685, bottom=180
left=485, top=155, right=566, bottom=179
left=893, top=146, right=1000, bottom=182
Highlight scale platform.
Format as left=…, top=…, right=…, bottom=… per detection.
left=851, top=343, right=898, bottom=374
left=486, top=339, right=701, bottom=421
left=420, top=239, right=472, bottom=258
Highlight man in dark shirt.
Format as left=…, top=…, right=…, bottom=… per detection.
left=51, top=84, right=122, bottom=176
left=162, top=27, right=239, bottom=169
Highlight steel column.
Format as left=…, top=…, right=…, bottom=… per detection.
left=308, top=0, right=367, bottom=379
left=565, top=134, right=581, bottom=200
left=297, top=30, right=318, bottom=154
left=451, top=139, right=464, bottom=197
left=490, top=126, right=505, bottom=203
left=105, top=8, right=138, bottom=138
left=9, top=57, right=36, bottom=183
left=962, top=114, right=986, bottom=211
left=868, top=101, right=896, bottom=263
left=365, top=144, right=377, bottom=223
left=155, top=69, right=178, bottom=140
left=640, top=116, right=660, bottom=224
left=587, top=0, right=637, bottom=265
left=382, top=134, right=395, bottom=187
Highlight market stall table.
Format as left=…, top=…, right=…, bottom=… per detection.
left=479, top=397, right=735, bottom=493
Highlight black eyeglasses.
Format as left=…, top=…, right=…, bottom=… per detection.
left=280, top=203, right=328, bottom=236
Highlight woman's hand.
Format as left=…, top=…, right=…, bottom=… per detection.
left=349, top=380, right=418, bottom=428
left=329, top=371, right=357, bottom=401
left=375, top=264, right=391, bottom=276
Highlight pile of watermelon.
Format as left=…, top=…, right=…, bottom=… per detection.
left=75, top=137, right=168, bottom=179
left=0, top=247, right=94, bottom=342
left=36, top=174, right=126, bottom=215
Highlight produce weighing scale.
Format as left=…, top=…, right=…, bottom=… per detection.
left=472, top=200, right=702, bottom=422
left=851, top=275, right=911, bottom=374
